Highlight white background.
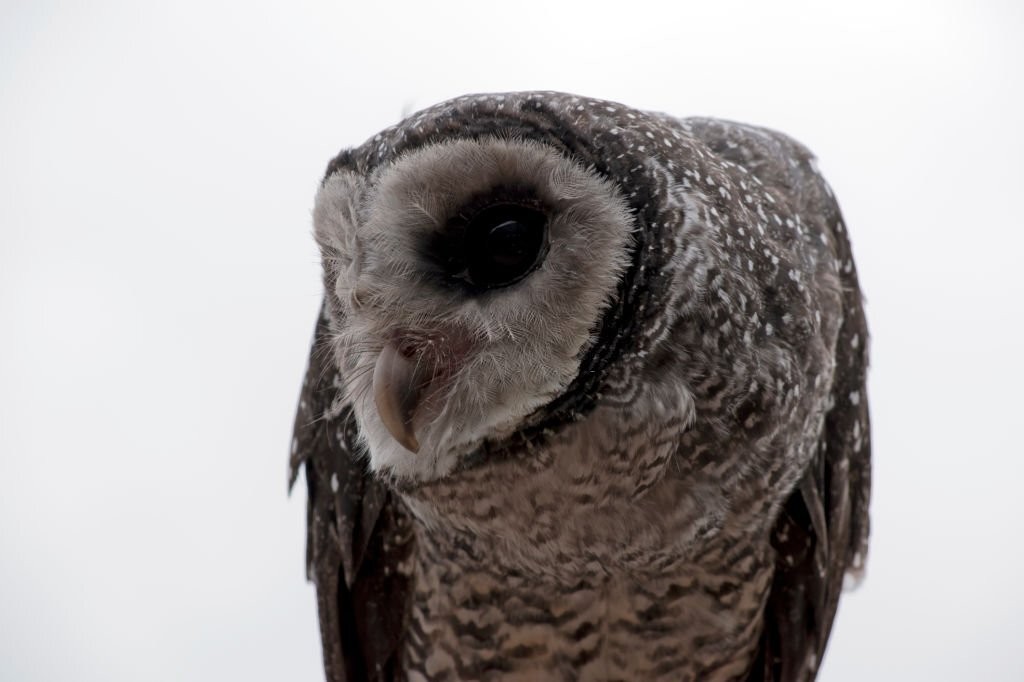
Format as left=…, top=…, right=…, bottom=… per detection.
left=2, top=1, right=1022, bottom=680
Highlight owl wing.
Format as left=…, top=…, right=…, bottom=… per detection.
left=685, top=120, right=871, bottom=681
left=749, top=279, right=870, bottom=682
left=289, top=306, right=415, bottom=682
left=752, top=268, right=870, bottom=682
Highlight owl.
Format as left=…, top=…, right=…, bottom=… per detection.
left=289, top=92, right=870, bottom=682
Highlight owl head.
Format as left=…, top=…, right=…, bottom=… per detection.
left=313, top=137, right=635, bottom=483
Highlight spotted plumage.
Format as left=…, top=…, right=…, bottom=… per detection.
left=289, top=91, right=870, bottom=681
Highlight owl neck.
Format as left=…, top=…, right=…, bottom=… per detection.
left=400, top=513, right=773, bottom=680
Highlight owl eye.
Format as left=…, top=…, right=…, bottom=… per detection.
left=462, top=204, right=548, bottom=289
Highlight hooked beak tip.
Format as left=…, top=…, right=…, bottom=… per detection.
left=398, top=432, right=420, bottom=454
left=372, top=343, right=427, bottom=454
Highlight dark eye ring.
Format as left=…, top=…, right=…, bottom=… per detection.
left=458, top=203, right=549, bottom=289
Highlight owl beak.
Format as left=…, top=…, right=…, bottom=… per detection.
left=372, top=343, right=427, bottom=453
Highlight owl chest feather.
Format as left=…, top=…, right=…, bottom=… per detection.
left=400, top=515, right=774, bottom=682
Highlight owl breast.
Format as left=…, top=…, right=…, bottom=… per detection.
left=403, top=522, right=774, bottom=682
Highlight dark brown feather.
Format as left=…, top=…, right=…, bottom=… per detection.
left=683, top=117, right=871, bottom=681
left=290, top=307, right=415, bottom=681
left=750, top=202, right=871, bottom=682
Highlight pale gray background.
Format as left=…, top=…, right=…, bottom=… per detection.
left=2, top=1, right=1022, bottom=680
